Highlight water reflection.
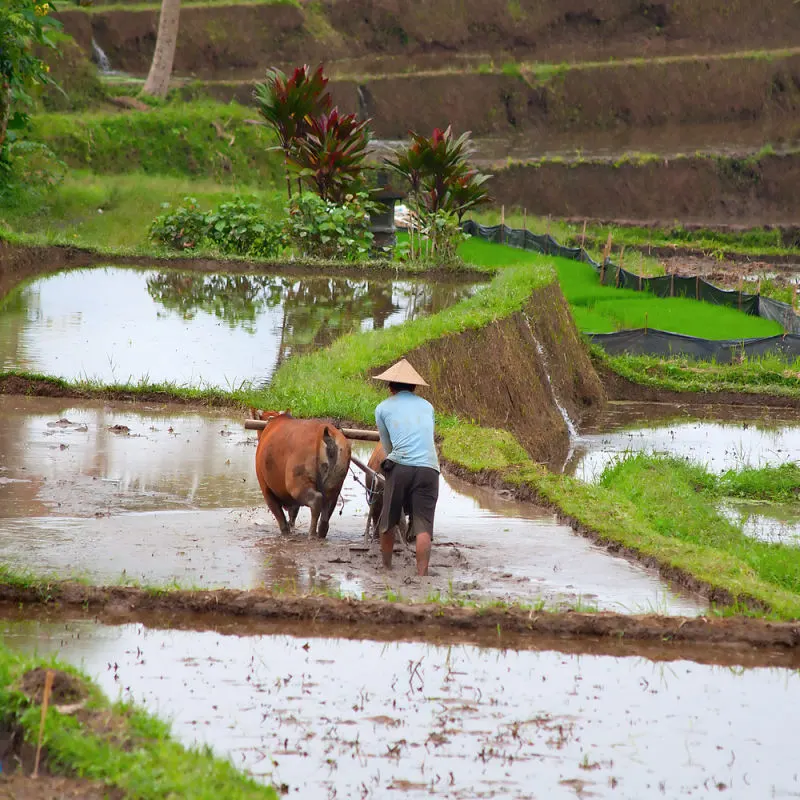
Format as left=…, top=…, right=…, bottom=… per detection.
left=0, top=267, right=479, bottom=387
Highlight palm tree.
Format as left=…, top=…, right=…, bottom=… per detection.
left=141, top=0, right=180, bottom=98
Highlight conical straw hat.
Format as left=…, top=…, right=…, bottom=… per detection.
left=373, top=359, right=429, bottom=386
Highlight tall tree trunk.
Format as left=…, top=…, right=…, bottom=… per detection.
left=141, top=0, right=181, bottom=98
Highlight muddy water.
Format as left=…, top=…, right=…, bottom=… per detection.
left=724, top=501, right=800, bottom=546
left=4, top=616, right=799, bottom=799
left=0, top=396, right=703, bottom=614
left=0, top=267, right=478, bottom=388
left=566, top=401, right=800, bottom=481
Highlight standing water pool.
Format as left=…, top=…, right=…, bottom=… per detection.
left=0, top=266, right=481, bottom=388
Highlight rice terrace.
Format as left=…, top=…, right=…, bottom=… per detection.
left=3, top=0, right=800, bottom=798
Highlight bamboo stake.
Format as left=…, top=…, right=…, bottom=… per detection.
left=523, top=207, right=527, bottom=233
left=32, top=670, right=55, bottom=779
left=580, top=220, right=587, bottom=250
left=500, top=205, right=505, bottom=243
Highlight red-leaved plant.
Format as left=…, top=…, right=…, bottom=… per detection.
left=385, top=126, right=490, bottom=264
left=253, top=65, right=332, bottom=199
left=290, top=108, right=372, bottom=204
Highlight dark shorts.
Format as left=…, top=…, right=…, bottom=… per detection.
left=377, top=463, right=440, bottom=541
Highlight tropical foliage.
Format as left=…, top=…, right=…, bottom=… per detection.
left=0, top=0, right=61, bottom=159
left=149, top=196, right=284, bottom=258
left=385, top=126, right=491, bottom=264
left=284, top=190, right=376, bottom=260
left=253, top=65, right=332, bottom=199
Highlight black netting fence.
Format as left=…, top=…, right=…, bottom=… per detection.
left=461, top=220, right=800, bottom=358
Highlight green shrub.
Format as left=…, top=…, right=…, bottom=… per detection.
left=149, top=197, right=209, bottom=250
left=149, top=196, right=284, bottom=257
left=204, top=197, right=283, bottom=257
left=284, top=191, right=374, bottom=260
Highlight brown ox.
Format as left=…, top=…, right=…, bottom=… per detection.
left=364, top=443, right=408, bottom=543
left=251, top=409, right=351, bottom=538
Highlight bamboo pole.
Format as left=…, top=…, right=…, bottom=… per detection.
left=350, top=454, right=385, bottom=484
left=32, top=670, right=55, bottom=779
left=580, top=220, right=587, bottom=250
left=523, top=207, right=527, bottom=233
left=500, top=205, right=505, bottom=243
left=244, top=420, right=380, bottom=440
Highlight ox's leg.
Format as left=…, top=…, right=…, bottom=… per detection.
left=263, top=489, right=290, bottom=536
left=297, top=488, right=325, bottom=538
left=287, top=506, right=300, bottom=529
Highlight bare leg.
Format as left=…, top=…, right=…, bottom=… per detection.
left=415, top=532, right=431, bottom=576
left=380, top=526, right=397, bottom=569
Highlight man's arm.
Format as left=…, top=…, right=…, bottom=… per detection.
left=375, top=406, right=393, bottom=457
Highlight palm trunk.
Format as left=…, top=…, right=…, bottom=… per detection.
left=141, top=0, right=181, bottom=98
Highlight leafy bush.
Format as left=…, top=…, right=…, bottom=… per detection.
left=0, top=139, right=64, bottom=202
left=284, top=191, right=374, bottom=260
left=204, top=198, right=283, bottom=257
left=149, top=196, right=284, bottom=258
left=149, top=197, right=209, bottom=250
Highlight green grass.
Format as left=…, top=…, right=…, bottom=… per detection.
left=0, top=646, right=277, bottom=798
left=0, top=172, right=285, bottom=252
left=597, top=455, right=800, bottom=609
left=28, top=102, right=283, bottom=183
left=717, top=463, right=800, bottom=502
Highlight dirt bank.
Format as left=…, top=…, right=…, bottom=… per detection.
left=1, top=586, right=798, bottom=662
left=187, top=53, right=800, bottom=142
left=595, top=363, right=800, bottom=408
left=491, top=151, right=800, bottom=227
left=401, top=282, right=605, bottom=466
left=57, top=0, right=800, bottom=80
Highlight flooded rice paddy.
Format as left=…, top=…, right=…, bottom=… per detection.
left=0, top=395, right=702, bottom=614
left=566, top=401, right=800, bottom=482
left=0, top=266, right=479, bottom=388
left=3, top=615, right=800, bottom=799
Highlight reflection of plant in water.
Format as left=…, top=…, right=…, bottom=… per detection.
left=146, top=271, right=478, bottom=368
left=146, top=272, right=286, bottom=333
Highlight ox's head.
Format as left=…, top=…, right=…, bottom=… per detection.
left=249, top=408, right=292, bottom=440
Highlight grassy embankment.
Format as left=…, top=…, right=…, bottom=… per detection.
left=0, top=648, right=277, bottom=797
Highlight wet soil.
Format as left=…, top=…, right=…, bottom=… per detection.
left=597, top=363, right=800, bottom=409
left=490, top=152, right=800, bottom=229
left=0, top=396, right=699, bottom=614
left=3, top=617, right=800, bottom=798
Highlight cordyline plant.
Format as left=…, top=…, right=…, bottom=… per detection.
left=385, top=126, right=491, bottom=264
left=291, top=108, right=372, bottom=204
left=253, top=64, right=332, bottom=200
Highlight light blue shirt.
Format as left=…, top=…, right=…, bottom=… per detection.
left=375, top=391, right=439, bottom=472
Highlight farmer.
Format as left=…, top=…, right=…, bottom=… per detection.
left=373, top=359, right=439, bottom=576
